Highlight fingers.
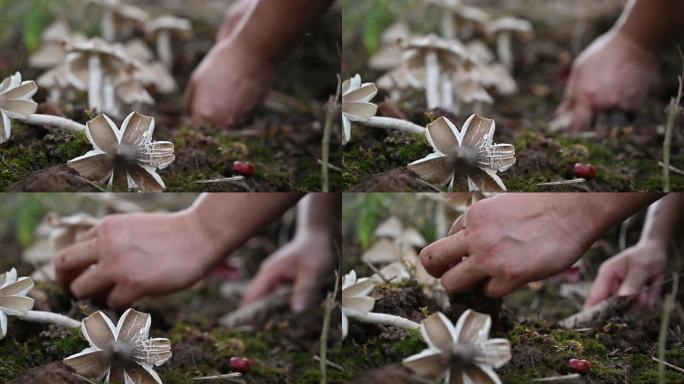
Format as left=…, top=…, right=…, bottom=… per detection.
left=290, top=267, right=320, bottom=313
left=70, top=265, right=114, bottom=300
left=447, top=214, right=465, bottom=236
left=440, top=256, right=488, bottom=294
left=241, top=261, right=289, bottom=306
left=570, top=102, right=594, bottom=132
left=616, top=268, right=650, bottom=298
left=55, top=239, right=99, bottom=289
left=483, top=276, right=517, bottom=298
left=107, top=285, right=142, bottom=310
left=584, top=263, right=622, bottom=309
left=644, top=277, right=663, bottom=308
left=420, top=230, right=468, bottom=278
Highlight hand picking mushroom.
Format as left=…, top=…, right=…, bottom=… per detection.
left=341, top=270, right=419, bottom=340
left=401, top=35, right=468, bottom=111
left=87, top=0, right=150, bottom=42
left=368, top=22, right=412, bottom=71
left=486, top=16, right=533, bottom=71
left=403, top=311, right=511, bottom=384
left=64, top=309, right=172, bottom=383
left=146, top=15, right=193, bottom=71
left=428, top=0, right=489, bottom=40
left=67, top=112, right=175, bottom=192
left=407, top=114, right=516, bottom=192
left=342, top=74, right=424, bottom=145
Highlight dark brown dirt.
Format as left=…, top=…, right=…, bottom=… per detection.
left=351, top=364, right=423, bottom=384
left=8, top=165, right=100, bottom=192
left=10, top=363, right=88, bottom=384
left=373, top=283, right=441, bottom=323
left=352, top=168, right=435, bottom=192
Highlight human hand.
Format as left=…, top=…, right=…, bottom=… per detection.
left=584, top=240, right=667, bottom=309
left=556, top=29, right=660, bottom=131
left=216, top=0, right=255, bottom=42
left=419, top=194, right=606, bottom=298
left=55, top=210, right=218, bottom=309
left=184, top=39, right=276, bottom=128
left=241, top=230, right=334, bottom=313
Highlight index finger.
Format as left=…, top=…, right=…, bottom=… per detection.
left=419, top=230, right=468, bottom=278
left=55, top=239, right=99, bottom=290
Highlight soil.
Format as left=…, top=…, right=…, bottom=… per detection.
left=0, top=1, right=341, bottom=192
left=341, top=0, right=684, bottom=192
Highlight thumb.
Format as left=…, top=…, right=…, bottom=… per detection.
left=107, top=285, right=141, bottom=310
left=290, top=267, right=320, bottom=313
left=584, top=263, right=623, bottom=309
left=241, top=261, right=289, bottom=306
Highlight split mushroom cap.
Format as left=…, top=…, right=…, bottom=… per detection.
left=341, top=74, right=378, bottom=145
left=145, top=15, right=193, bottom=39
left=452, top=66, right=494, bottom=105
left=341, top=270, right=376, bottom=339
left=467, top=40, right=495, bottom=64
left=0, top=268, right=35, bottom=339
left=486, top=16, right=533, bottom=38
left=0, top=72, right=38, bottom=144
left=115, top=76, right=154, bottom=106
left=64, top=308, right=172, bottom=383
left=368, top=22, right=412, bottom=70
left=68, top=112, right=175, bottom=192
left=403, top=310, right=511, bottom=383
left=408, top=114, right=515, bottom=192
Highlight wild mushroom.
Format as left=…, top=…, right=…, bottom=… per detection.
left=467, top=40, right=495, bottom=64
left=29, top=20, right=85, bottom=70
left=124, top=38, right=155, bottom=63
left=0, top=268, right=80, bottom=338
left=377, top=64, right=424, bottom=101
left=87, top=0, right=149, bottom=41
left=452, top=62, right=494, bottom=113
left=362, top=216, right=426, bottom=264
left=146, top=16, right=193, bottom=70
left=407, top=114, right=516, bottom=192
left=403, top=311, right=511, bottom=384
left=486, top=16, right=533, bottom=71
left=37, top=64, right=80, bottom=104
left=428, top=0, right=489, bottom=40
left=65, top=38, right=133, bottom=114
left=368, top=22, right=411, bottom=71
left=341, top=270, right=419, bottom=340
left=67, top=112, right=175, bottom=192
left=342, top=74, right=424, bottom=144
left=133, top=61, right=177, bottom=94
left=114, top=70, right=154, bottom=111
left=64, top=308, right=172, bottom=383
left=401, top=35, right=467, bottom=111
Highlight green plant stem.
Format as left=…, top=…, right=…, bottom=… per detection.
left=319, top=270, right=340, bottom=384
left=657, top=273, right=679, bottom=384
left=321, top=75, right=341, bottom=192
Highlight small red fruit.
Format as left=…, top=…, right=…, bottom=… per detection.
left=573, top=163, right=596, bottom=179
left=568, top=358, right=590, bottom=374
left=229, top=356, right=252, bottom=373
left=233, top=161, right=255, bottom=177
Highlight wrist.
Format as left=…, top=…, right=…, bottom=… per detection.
left=175, top=208, right=224, bottom=273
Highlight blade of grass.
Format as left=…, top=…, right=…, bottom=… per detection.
left=658, top=273, right=679, bottom=384
left=663, top=46, right=684, bottom=192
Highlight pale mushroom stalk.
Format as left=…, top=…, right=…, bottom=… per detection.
left=17, top=114, right=87, bottom=132
left=364, top=116, right=424, bottom=134
left=50, top=89, right=61, bottom=104
left=425, top=50, right=441, bottom=110
left=102, top=8, right=116, bottom=41
left=497, top=32, right=513, bottom=71
left=88, top=55, right=103, bottom=112
left=441, top=14, right=456, bottom=39
left=345, top=309, right=421, bottom=330
left=102, top=76, right=117, bottom=116
left=15, top=310, right=81, bottom=328
left=440, top=74, right=455, bottom=111
left=157, top=30, right=173, bottom=70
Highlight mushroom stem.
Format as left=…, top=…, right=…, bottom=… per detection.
left=15, top=310, right=81, bottom=329
left=17, top=114, right=87, bottom=132
left=157, top=31, right=173, bottom=70
left=497, top=33, right=513, bottom=71
left=49, top=89, right=62, bottom=104
left=88, top=55, right=103, bottom=112
left=346, top=310, right=420, bottom=330
left=441, top=13, right=455, bottom=39
left=365, top=116, right=425, bottom=134
left=102, top=8, right=116, bottom=42
left=102, top=76, right=117, bottom=116
left=440, top=74, right=454, bottom=111
left=425, top=50, right=441, bottom=110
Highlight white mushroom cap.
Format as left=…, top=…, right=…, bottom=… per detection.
left=401, top=34, right=468, bottom=69
left=427, top=0, right=488, bottom=23
left=88, top=0, right=149, bottom=23
left=486, top=16, right=533, bottom=38
left=37, top=64, right=81, bottom=90
left=115, top=74, right=154, bottom=106
left=146, top=15, right=193, bottom=38
left=467, top=40, right=495, bottom=64
left=377, top=65, right=424, bottom=92
left=133, top=61, right=177, bottom=94
left=124, top=38, right=155, bottom=63
left=368, top=22, right=412, bottom=70
left=380, top=21, right=411, bottom=45
left=41, top=20, right=71, bottom=43
left=66, top=38, right=132, bottom=72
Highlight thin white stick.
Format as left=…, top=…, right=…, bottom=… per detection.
left=652, top=356, right=684, bottom=374
left=365, top=116, right=424, bottom=134
left=659, top=161, right=684, bottom=176
left=18, top=114, right=87, bottom=132
left=537, top=178, right=586, bottom=186
left=88, top=55, right=103, bottom=112
left=498, top=33, right=513, bottom=71
left=157, top=31, right=173, bottom=70
left=531, top=374, right=581, bottom=382
left=15, top=310, right=80, bottom=329
left=345, top=310, right=420, bottom=330
left=425, top=50, right=441, bottom=110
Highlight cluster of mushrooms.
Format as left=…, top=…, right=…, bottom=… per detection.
left=0, top=0, right=192, bottom=192
left=343, top=1, right=530, bottom=192
left=0, top=267, right=173, bottom=383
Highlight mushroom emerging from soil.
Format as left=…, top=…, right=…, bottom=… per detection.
left=146, top=16, right=193, bottom=70
left=0, top=268, right=35, bottom=339
left=88, top=0, right=150, bottom=42
left=64, top=309, right=172, bottom=383
left=407, top=114, right=515, bottom=192
left=368, top=22, right=411, bottom=71
left=341, top=270, right=419, bottom=340
left=401, top=35, right=467, bottom=111
left=428, top=0, right=489, bottom=40
left=403, top=310, right=511, bottom=384
left=67, top=112, right=175, bottom=192
left=486, top=16, right=533, bottom=71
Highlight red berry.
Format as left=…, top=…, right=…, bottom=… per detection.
left=568, top=358, right=590, bottom=374
left=229, top=356, right=252, bottom=373
left=232, top=161, right=255, bottom=177
left=573, top=163, right=596, bottom=179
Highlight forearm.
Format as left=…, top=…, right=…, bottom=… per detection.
left=616, top=0, right=684, bottom=53
left=639, top=193, right=684, bottom=244
left=296, top=193, right=341, bottom=237
left=185, top=193, right=304, bottom=266
left=231, top=0, right=335, bottom=64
